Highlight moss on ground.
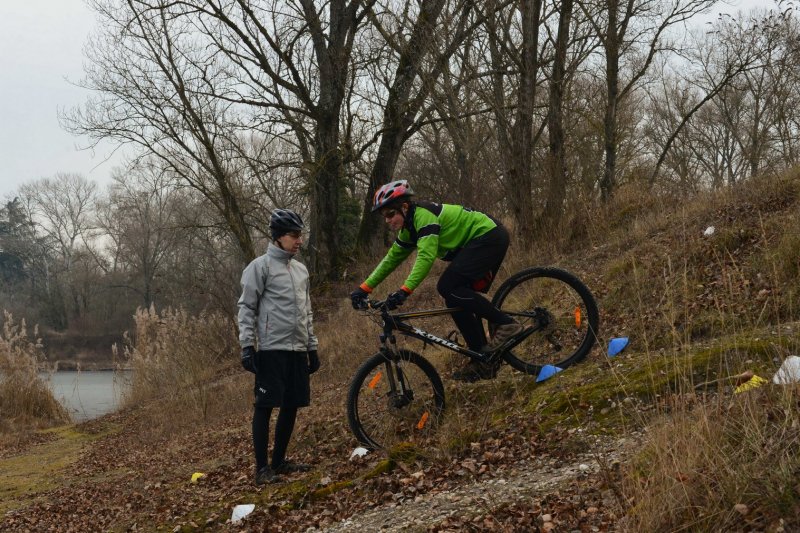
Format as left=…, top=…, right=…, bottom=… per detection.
left=517, top=330, right=800, bottom=434
left=0, top=424, right=119, bottom=514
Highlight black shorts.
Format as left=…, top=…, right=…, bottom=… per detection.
left=443, top=224, right=510, bottom=292
left=253, top=350, right=311, bottom=408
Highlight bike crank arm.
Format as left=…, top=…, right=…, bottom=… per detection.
left=491, top=324, right=540, bottom=355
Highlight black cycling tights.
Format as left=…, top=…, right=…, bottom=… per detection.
left=437, top=270, right=513, bottom=351
left=252, top=405, right=298, bottom=470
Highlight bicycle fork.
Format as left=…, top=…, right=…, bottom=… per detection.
left=379, top=334, right=407, bottom=406
left=378, top=336, right=431, bottom=430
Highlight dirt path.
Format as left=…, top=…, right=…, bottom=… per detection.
left=317, top=436, right=629, bottom=532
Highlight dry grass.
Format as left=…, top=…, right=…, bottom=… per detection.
left=621, top=386, right=800, bottom=531
left=0, top=311, right=69, bottom=437
left=596, top=172, right=800, bottom=531
left=119, top=306, right=245, bottom=437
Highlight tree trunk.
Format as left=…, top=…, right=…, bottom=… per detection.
left=300, top=0, right=361, bottom=279
left=507, top=0, right=542, bottom=238
left=308, top=118, right=342, bottom=278
left=215, top=175, right=255, bottom=263
left=542, top=0, right=573, bottom=226
left=356, top=133, right=405, bottom=253
left=356, top=0, right=448, bottom=253
left=600, top=0, right=620, bottom=201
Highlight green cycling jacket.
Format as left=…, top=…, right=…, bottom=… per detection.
left=362, top=201, right=497, bottom=293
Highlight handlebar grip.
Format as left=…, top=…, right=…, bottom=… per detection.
left=367, top=299, right=385, bottom=309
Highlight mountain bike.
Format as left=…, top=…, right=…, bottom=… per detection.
left=346, top=266, right=599, bottom=450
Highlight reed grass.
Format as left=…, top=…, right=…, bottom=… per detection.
left=0, top=311, right=69, bottom=435
left=119, top=306, right=244, bottom=437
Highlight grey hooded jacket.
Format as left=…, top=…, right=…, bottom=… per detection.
left=237, top=243, right=319, bottom=352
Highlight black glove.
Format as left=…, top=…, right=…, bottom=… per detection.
left=386, top=289, right=409, bottom=310
left=308, top=350, right=320, bottom=374
left=350, top=287, right=369, bottom=310
left=241, top=346, right=257, bottom=374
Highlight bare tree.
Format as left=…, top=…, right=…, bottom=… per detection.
left=649, top=6, right=798, bottom=187
left=170, top=0, right=379, bottom=277
left=98, top=164, right=184, bottom=308
left=18, top=174, right=98, bottom=323
left=413, top=29, right=500, bottom=211
left=542, top=0, right=575, bottom=224
left=65, top=0, right=258, bottom=263
left=578, top=0, right=717, bottom=200
left=648, top=13, right=762, bottom=186
left=353, top=0, right=482, bottom=250
left=481, top=0, right=545, bottom=236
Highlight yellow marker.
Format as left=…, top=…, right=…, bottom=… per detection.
left=191, top=472, right=206, bottom=483
left=734, top=375, right=768, bottom=394
left=416, top=411, right=430, bottom=430
left=574, top=307, right=581, bottom=328
left=368, top=371, right=382, bottom=389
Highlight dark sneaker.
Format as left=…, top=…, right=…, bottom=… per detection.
left=255, top=465, right=280, bottom=485
left=273, top=460, right=312, bottom=474
left=485, top=322, right=524, bottom=352
left=452, top=360, right=500, bottom=383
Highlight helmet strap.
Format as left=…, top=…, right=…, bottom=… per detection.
left=400, top=202, right=411, bottom=220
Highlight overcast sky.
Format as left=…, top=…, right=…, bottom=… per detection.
left=0, top=0, right=773, bottom=199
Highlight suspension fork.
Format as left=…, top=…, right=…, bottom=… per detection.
left=380, top=333, right=405, bottom=397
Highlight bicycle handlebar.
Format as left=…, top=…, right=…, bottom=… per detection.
left=367, top=298, right=386, bottom=309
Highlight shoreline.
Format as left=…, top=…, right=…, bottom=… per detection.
left=40, top=362, right=133, bottom=372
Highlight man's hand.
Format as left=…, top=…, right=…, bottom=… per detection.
left=241, top=346, right=257, bottom=374
left=350, top=287, right=369, bottom=310
left=308, top=350, right=320, bottom=374
left=385, top=289, right=409, bottom=310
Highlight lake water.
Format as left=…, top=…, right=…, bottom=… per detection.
left=41, top=370, right=131, bottom=422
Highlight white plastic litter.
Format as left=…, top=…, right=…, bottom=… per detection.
left=349, top=446, right=369, bottom=460
left=231, top=504, right=255, bottom=524
left=703, top=226, right=715, bottom=236
left=772, top=355, right=800, bottom=384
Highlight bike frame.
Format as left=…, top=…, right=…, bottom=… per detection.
left=371, top=303, right=539, bottom=363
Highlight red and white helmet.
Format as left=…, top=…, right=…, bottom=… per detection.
left=371, top=180, right=415, bottom=212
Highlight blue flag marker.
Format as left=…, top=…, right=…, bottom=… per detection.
left=536, top=364, right=563, bottom=382
left=607, top=337, right=629, bottom=357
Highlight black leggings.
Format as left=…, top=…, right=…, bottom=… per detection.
left=252, top=405, right=297, bottom=470
left=436, top=225, right=513, bottom=351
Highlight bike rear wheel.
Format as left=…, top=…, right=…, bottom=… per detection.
left=347, top=349, right=445, bottom=450
left=491, top=267, right=599, bottom=375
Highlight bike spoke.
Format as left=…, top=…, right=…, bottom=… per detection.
left=352, top=357, right=442, bottom=449
left=494, top=270, right=597, bottom=372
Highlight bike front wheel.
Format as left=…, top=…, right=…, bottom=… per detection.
left=491, top=267, right=599, bottom=375
left=347, top=349, right=445, bottom=450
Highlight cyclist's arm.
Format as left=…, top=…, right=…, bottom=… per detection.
left=362, top=235, right=414, bottom=291
left=237, top=258, right=265, bottom=348
left=402, top=223, right=439, bottom=292
left=305, top=277, right=319, bottom=350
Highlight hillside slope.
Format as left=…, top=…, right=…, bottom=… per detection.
left=3, top=171, right=800, bottom=531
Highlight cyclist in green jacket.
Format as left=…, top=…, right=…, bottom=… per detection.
left=350, top=180, right=522, bottom=382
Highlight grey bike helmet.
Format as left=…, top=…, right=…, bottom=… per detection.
left=270, top=209, right=305, bottom=240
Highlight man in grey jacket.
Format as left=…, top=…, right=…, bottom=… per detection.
left=238, top=209, right=320, bottom=485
